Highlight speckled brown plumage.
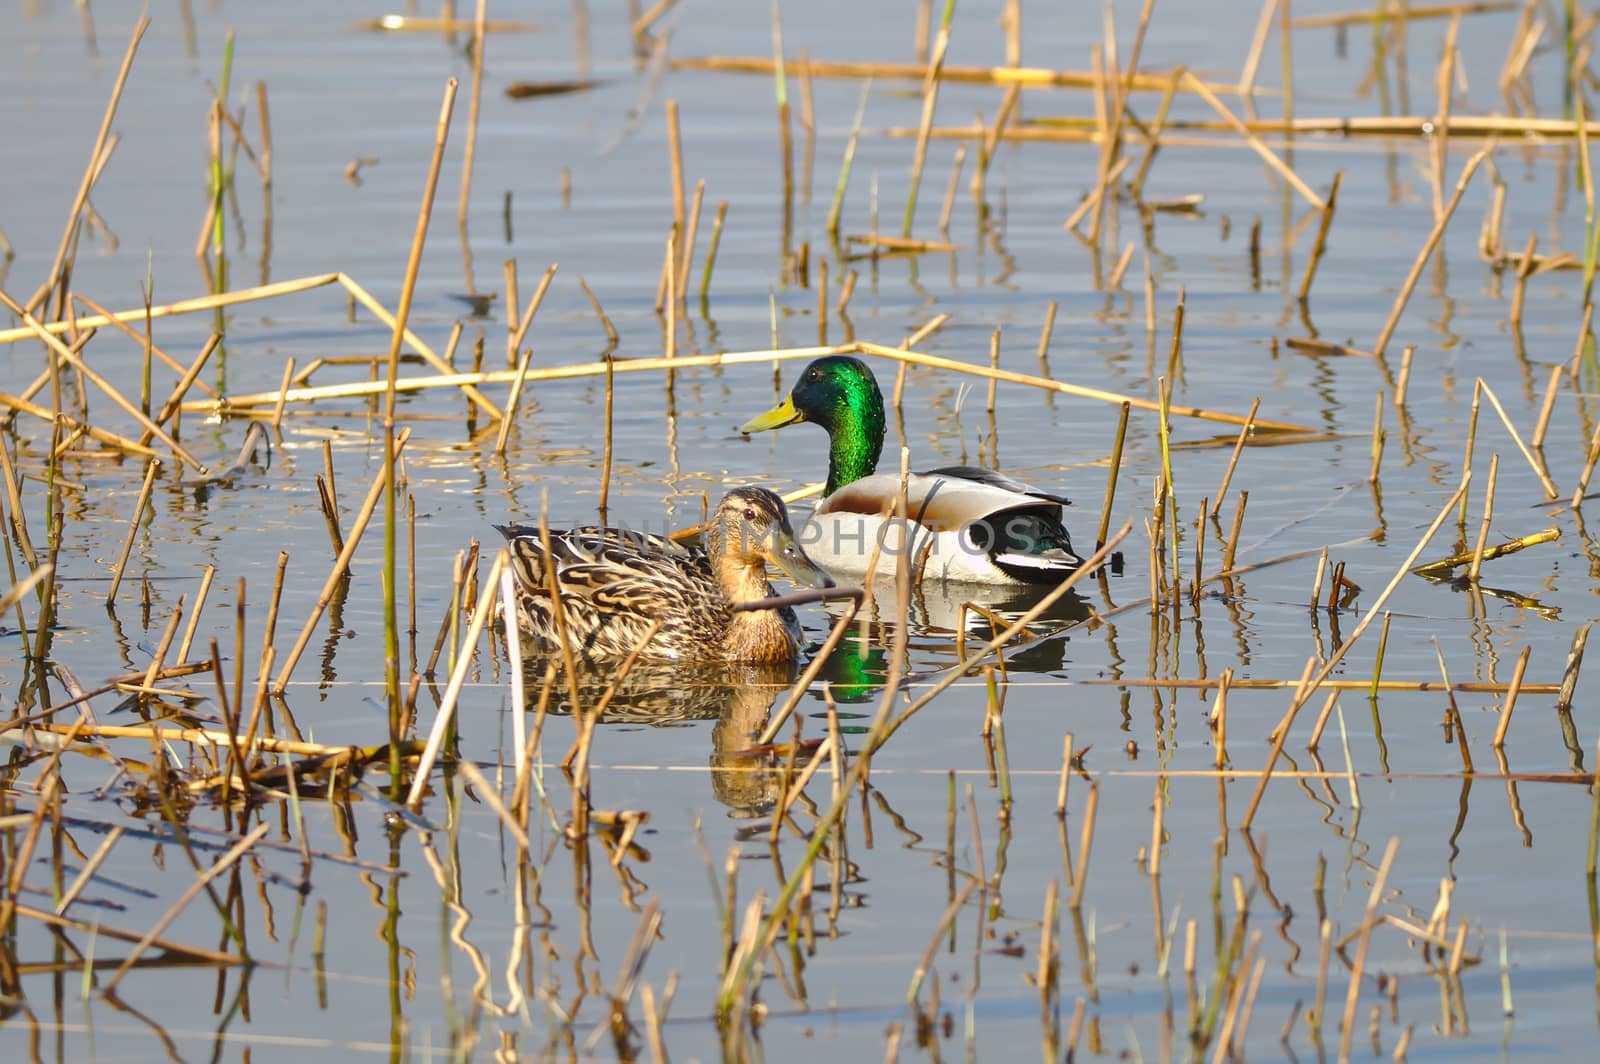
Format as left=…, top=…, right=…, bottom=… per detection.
left=498, top=488, right=831, bottom=662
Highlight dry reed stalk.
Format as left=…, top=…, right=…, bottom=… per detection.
left=270, top=358, right=296, bottom=431
left=1055, top=732, right=1074, bottom=814
left=1097, top=402, right=1131, bottom=549
left=455, top=758, right=531, bottom=851
left=1210, top=668, right=1233, bottom=766
left=1338, top=837, right=1400, bottom=1061
left=769, top=733, right=836, bottom=842
left=1492, top=645, right=1531, bottom=747
left=0, top=392, right=160, bottom=459
left=1510, top=233, right=1536, bottom=326
left=938, top=144, right=967, bottom=233
left=457, top=7, right=490, bottom=233
left=1414, top=527, right=1558, bottom=575
left=1211, top=398, right=1260, bottom=521
left=1067, top=781, right=1100, bottom=909
left=1574, top=421, right=1600, bottom=507
left=0, top=288, right=205, bottom=471
left=509, top=262, right=558, bottom=357
left=598, top=354, right=617, bottom=517
left=1108, top=243, right=1135, bottom=289
left=1181, top=73, right=1324, bottom=209
left=1477, top=379, right=1559, bottom=497
left=26, top=16, right=149, bottom=317
left=1557, top=621, right=1592, bottom=713
left=15, top=901, right=241, bottom=968
left=1468, top=453, right=1500, bottom=582
left=632, top=0, right=678, bottom=38
left=1432, top=15, right=1463, bottom=222
left=678, top=179, right=706, bottom=304
left=405, top=549, right=507, bottom=809
left=1531, top=363, right=1562, bottom=465
left=343, top=272, right=499, bottom=416
left=0, top=565, right=51, bottom=625
left=493, top=348, right=535, bottom=455
left=836, top=269, right=858, bottom=318
left=70, top=294, right=220, bottom=399
left=700, top=200, right=728, bottom=301
left=1374, top=147, right=1490, bottom=357
left=878, top=529, right=1128, bottom=749
left=1368, top=394, right=1386, bottom=483
left=56, top=825, right=126, bottom=916
left=674, top=54, right=1232, bottom=93
left=853, top=340, right=1311, bottom=432
left=101, top=821, right=271, bottom=990
left=1294, top=2, right=1513, bottom=29
left=273, top=430, right=410, bottom=691
left=755, top=599, right=861, bottom=745
left=846, top=233, right=960, bottom=253
left=902, top=0, right=954, bottom=237
left=105, top=458, right=160, bottom=606
left=504, top=261, right=520, bottom=366
left=1296, top=171, right=1342, bottom=301
left=818, top=258, right=829, bottom=344
left=1237, top=0, right=1278, bottom=96
left=575, top=276, right=620, bottom=349
left=667, top=99, right=687, bottom=267
left=175, top=565, right=217, bottom=664
left=1075, top=672, right=1561, bottom=697
left=1241, top=475, right=1470, bottom=830
left=906, top=879, right=981, bottom=1006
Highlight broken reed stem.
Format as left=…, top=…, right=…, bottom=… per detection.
left=599, top=354, right=615, bottom=517
left=1337, top=837, right=1399, bottom=1062
left=1097, top=401, right=1131, bottom=549
left=1374, top=147, right=1490, bottom=357
left=106, top=458, right=160, bottom=606
left=406, top=549, right=508, bottom=809
left=1492, top=645, right=1531, bottom=748
left=0, top=287, right=206, bottom=473
left=1212, top=397, right=1260, bottom=519
left=1478, top=379, right=1559, bottom=498
left=902, top=0, right=955, bottom=238
left=579, top=276, right=620, bottom=348
left=1181, top=71, right=1325, bottom=210
left=700, top=201, right=729, bottom=303
left=493, top=347, right=535, bottom=455
left=1241, top=475, right=1469, bottom=830
left=457, top=0, right=487, bottom=230
left=1468, top=453, right=1499, bottom=583
left=101, top=822, right=270, bottom=991
left=678, top=179, right=705, bottom=304
left=273, top=430, right=410, bottom=692
left=1067, top=781, right=1100, bottom=909
left=28, top=16, right=150, bottom=317
left=195, top=339, right=1314, bottom=433
left=1296, top=171, right=1342, bottom=301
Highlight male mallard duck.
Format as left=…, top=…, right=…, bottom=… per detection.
left=741, top=355, right=1082, bottom=585
left=498, top=487, right=832, bottom=662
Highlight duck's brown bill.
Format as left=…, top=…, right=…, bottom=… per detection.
left=765, top=529, right=834, bottom=589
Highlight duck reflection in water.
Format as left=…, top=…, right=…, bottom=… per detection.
left=516, top=657, right=804, bottom=816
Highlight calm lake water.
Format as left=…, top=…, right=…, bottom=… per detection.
left=4, top=1, right=1600, bottom=1059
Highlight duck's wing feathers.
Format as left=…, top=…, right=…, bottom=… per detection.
left=820, top=473, right=1061, bottom=528
left=919, top=465, right=1072, bottom=506
left=817, top=473, right=1082, bottom=584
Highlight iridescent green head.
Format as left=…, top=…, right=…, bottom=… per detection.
left=741, top=356, right=886, bottom=495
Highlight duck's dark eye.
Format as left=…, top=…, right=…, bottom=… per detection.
left=805, top=370, right=819, bottom=382
left=743, top=507, right=757, bottom=521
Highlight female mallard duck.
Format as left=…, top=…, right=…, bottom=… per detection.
left=741, top=355, right=1082, bottom=585
left=498, top=487, right=832, bottom=662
